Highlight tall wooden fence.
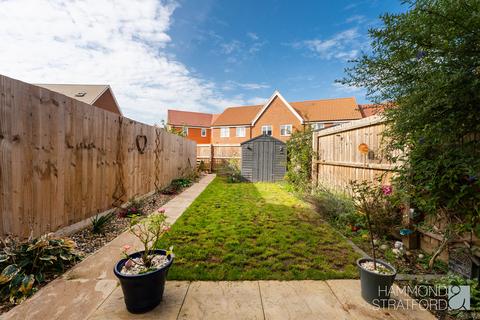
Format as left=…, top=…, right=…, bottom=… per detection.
left=0, top=75, right=196, bottom=238
left=312, top=115, right=396, bottom=192
left=196, top=144, right=241, bottom=171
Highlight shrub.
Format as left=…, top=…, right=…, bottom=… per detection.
left=161, top=178, right=193, bottom=195
left=122, top=209, right=172, bottom=274
left=307, top=186, right=360, bottom=227
left=197, top=160, right=207, bottom=172
left=91, top=212, right=116, bottom=234
left=219, top=159, right=244, bottom=183
left=0, top=234, right=80, bottom=303
left=117, top=198, right=145, bottom=218
left=285, top=127, right=314, bottom=193
left=350, top=179, right=403, bottom=237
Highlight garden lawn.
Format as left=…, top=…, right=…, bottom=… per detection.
left=156, top=177, right=360, bottom=280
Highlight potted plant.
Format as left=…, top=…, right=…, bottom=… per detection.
left=113, top=209, right=173, bottom=313
left=351, top=181, right=397, bottom=307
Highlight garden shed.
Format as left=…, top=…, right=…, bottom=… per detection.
left=241, top=134, right=287, bottom=182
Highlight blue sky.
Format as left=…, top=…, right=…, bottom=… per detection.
left=0, top=0, right=406, bottom=124
left=167, top=0, right=405, bottom=104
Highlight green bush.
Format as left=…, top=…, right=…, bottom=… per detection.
left=197, top=160, right=207, bottom=172
left=340, top=0, right=480, bottom=239
left=285, top=127, right=314, bottom=193
left=91, top=212, right=116, bottom=234
left=162, top=178, right=193, bottom=195
left=350, top=179, right=403, bottom=237
left=219, top=159, right=244, bottom=183
left=307, top=186, right=362, bottom=228
left=118, top=197, right=145, bottom=218
left=0, top=234, right=80, bottom=303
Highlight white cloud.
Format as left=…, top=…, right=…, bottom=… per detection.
left=220, top=40, right=242, bottom=54
left=332, top=82, right=364, bottom=94
left=290, top=28, right=364, bottom=61
left=0, top=0, right=250, bottom=124
left=345, top=15, right=366, bottom=24
left=247, top=96, right=267, bottom=105
left=223, top=81, right=270, bottom=91
left=246, top=32, right=259, bottom=41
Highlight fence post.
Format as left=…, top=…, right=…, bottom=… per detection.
left=311, top=131, right=318, bottom=188
left=209, top=144, right=214, bottom=173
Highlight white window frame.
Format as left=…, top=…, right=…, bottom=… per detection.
left=280, top=124, right=292, bottom=136
left=311, top=123, right=325, bottom=130
left=236, top=127, right=246, bottom=137
left=182, top=127, right=188, bottom=135
left=201, top=128, right=207, bottom=137
left=220, top=127, right=230, bottom=138
left=261, top=125, right=272, bottom=136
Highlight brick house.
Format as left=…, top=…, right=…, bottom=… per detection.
left=167, top=110, right=218, bottom=144
left=167, top=90, right=363, bottom=167
left=36, top=84, right=122, bottom=115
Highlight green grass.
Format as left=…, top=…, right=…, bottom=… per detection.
left=156, top=177, right=360, bottom=280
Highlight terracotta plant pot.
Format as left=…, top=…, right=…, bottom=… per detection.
left=357, top=258, right=397, bottom=307
left=114, top=249, right=173, bottom=313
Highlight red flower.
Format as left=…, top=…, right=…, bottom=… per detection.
left=382, top=185, right=393, bottom=196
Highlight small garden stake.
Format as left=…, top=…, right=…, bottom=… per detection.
left=364, top=209, right=377, bottom=270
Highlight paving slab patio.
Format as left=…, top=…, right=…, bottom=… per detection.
left=87, top=280, right=435, bottom=320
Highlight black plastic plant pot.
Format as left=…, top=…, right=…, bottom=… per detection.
left=357, top=258, right=397, bottom=307
left=114, top=249, right=173, bottom=314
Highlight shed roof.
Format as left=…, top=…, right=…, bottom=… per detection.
left=240, top=134, right=286, bottom=145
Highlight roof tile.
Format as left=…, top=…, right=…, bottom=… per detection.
left=167, top=110, right=213, bottom=127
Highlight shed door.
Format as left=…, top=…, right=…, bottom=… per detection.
left=253, top=141, right=275, bottom=182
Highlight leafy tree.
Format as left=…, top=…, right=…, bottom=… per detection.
left=340, top=0, right=480, bottom=265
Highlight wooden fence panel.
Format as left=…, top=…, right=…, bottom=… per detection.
left=0, top=75, right=196, bottom=238
left=312, top=116, right=396, bottom=193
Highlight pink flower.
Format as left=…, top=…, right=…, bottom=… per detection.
left=382, top=185, right=393, bottom=196
left=158, top=208, right=166, bottom=213
left=122, top=245, right=131, bottom=252
left=162, top=226, right=171, bottom=232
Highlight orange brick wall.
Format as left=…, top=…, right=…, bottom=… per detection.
left=171, top=126, right=211, bottom=144
left=251, top=96, right=303, bottom=142
left=211, top=126, right=252, bottom=144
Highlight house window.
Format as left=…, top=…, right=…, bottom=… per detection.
left=182, top=127, right=188, bottom=136
left=311, top=123, right=325, bottom=130
left=280, top=124, right=292, bottom=136
left=201, top=128, right=207, bottom=137
left=261, top=125, right=272, bottom=136
left=220, top=127, right=230, bottom=138
left=236, top=127, right=246, bottom=137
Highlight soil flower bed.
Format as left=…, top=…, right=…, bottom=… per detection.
left=0, top=185, right=183, bottom=314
